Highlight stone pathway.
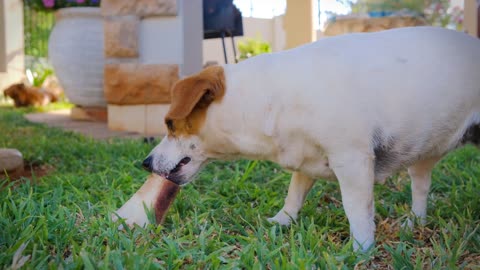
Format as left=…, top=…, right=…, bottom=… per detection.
left=25, top=109, right=145, bottom=140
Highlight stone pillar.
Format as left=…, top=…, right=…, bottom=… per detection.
left=102, top=0, right=203, bottom=135
left=0, top=0, right=24, bottom=91
left=464, top=0, right=479, bottom=37
left=283, top=0, right=315, bottom=49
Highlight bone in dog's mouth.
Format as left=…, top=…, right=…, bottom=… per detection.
left=170, top=157, right=191, bottom=174
left=160, top=157, right=191, bottom=181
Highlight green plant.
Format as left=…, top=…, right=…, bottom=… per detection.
left=237, top=37, right=272, bottom=61
left=25, top=58, right=55, bottom=87
left=27, top=67, right=54, bottom=87
left=424, top=0, right=464, bottom=30
left=23, top=2, right=55, bottom=58
left=25, top=0, right=101, bottom=11
left=350, top=0, right=464, bottom=30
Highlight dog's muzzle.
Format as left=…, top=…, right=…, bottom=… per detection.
left=142, top=156, right=191, bottom=185
left=142, top=156, right=153, bottom=172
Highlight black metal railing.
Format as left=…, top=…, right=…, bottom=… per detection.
left=23, top=0, right=55, bottom=58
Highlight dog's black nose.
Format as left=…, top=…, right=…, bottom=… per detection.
left=142, top=156, right=153, bottom=172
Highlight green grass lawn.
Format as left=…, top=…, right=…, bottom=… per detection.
left=0, top=106, right=479, bottom=269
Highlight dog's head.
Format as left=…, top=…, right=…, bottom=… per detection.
left=143, top=66, right=226, bottom=185
left=3, top=83, right=27, bottom=106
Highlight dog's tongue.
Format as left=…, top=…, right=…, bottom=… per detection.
left=154, top=176, right=180, bottom=224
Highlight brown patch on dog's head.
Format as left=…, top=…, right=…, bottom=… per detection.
left=165, top=66, right=225, bottom=136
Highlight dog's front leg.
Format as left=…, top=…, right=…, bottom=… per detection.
left=330, top=152, right=375, bottom=251
left=268, top=172, right=315, bottom=225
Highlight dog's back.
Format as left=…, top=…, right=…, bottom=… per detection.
left=220, top=27, right=480, bottom=180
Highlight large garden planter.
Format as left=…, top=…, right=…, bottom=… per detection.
left=48, top=7, right=106, bottom=107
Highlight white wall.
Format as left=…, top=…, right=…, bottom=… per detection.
left=202, top=16, right=286, bottom=64
left=0, top=0, right=24, bottom=91
left=140, top=17, right=183, bottom=65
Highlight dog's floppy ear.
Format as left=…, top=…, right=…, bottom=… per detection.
left=4, top=83, right=24, bottom=98
left=166, top=66, right=225, bottom=120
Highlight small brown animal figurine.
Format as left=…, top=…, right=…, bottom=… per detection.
left=3, top=83, right=59, bottom=107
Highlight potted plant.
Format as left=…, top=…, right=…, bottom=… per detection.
left=27, top=0, right=106, bottom=107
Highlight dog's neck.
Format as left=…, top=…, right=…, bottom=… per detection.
left=199, top=66, right=279, bottom=161
left=201, top=105, right=277, bottom=161
left=196, top=63, right=335, bottom=179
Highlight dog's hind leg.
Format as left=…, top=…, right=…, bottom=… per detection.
left=406, top=157, right=440, bottom=227
left=268, top=172, right=315, bottom=225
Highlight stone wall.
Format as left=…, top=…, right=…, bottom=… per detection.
left=101, top=0, right=202, bottom=135
left=324, top=16, right=427, bottom=37
left=102, top=0, right=179, bottom=106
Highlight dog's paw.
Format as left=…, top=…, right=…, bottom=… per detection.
left=353, top=238, right=375, bottom=252
left=401, top=215, right=426, bottom=231
left=267, top=210, right=296, bottom=226
left=401, top=218, right=414, bottom=231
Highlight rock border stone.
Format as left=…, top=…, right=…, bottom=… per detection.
left=0, top=148, right=24, bottom=173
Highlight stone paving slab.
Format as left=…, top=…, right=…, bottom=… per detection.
left=25, top=109, right=146, bottom=140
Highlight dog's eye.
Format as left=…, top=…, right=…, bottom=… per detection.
left=165, top=119, right=175, bottom=132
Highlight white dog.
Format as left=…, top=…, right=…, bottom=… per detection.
left=117, top=27, right=480, bottom=251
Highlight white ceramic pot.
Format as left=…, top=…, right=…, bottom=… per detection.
left=48, top=7, right=106, bottom=107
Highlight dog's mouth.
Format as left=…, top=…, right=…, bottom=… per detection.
left=171, top=157, right=191, bottom=174
left=160, top=157, right=191, bottom=182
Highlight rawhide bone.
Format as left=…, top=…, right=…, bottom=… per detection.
left=113, top=174, right=180, bottom=227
